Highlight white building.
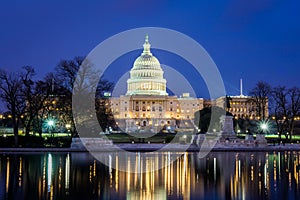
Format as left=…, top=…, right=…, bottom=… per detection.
left=108, top=36, right=268, bottom=133
left=109, top=35, right=203, bottom=133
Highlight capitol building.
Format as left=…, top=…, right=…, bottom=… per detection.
left=109, top=35, right=268, bottom=133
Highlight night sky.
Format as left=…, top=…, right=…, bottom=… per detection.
left=1, top=0, right=300, bottom=102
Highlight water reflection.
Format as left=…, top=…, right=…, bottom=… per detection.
left=0, top=151, right=300, bottom=199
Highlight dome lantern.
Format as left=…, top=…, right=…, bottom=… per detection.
left=142, top=34, right=152, bottom=56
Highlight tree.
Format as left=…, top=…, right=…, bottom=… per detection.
left=54, top=56, right=114, bottom=137
left=21, top=66, right=52, bottom=137
left=288, top=87, right=300, bottom=139
left=195, top=106, right=231, bottom=133
left=0, top=69, right=26, bottom=146
left=271, top=86, right=300, bottom=142
left=249, top=81, right=271, bottom=120
left=270, top=86, right=287, bottom=141
left=95, top=79, right=114, bottom=132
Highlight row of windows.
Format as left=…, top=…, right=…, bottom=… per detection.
left=230, top=101, right=254, bottom=106
left=112, top=101, right=201, bottom=107
left=229, top=107, right=248, bottom=112
left=123, top=113, right=190, bottom=119
left=134, top=106, right=163, bottom=112
left=119, top=106, right=195, bottom=113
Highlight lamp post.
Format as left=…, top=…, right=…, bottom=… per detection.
left=256, top=120, right=269, bottom=146
left=46, top=119, right=55, bottom=147
left=260, top=122, right=268, bottom=134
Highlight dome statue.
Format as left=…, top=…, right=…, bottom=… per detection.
left=126, top=35, right=168, bottom=96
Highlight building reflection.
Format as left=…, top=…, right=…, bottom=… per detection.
left=0, top=151, right=300, bottom=199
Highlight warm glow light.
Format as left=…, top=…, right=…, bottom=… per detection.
left=65, top=124, right=71, bottom=129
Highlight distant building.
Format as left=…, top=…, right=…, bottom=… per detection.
left=214, top=79, right=269, bottom=120
left=215, top=95, right=269, bottom=120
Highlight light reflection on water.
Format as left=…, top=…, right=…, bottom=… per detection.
left=0, top=151, right=300, bottom=199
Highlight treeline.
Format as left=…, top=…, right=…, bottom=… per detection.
left=248, top=81, right=300, bottom=141
left=0, top=56, right=114, bottom=147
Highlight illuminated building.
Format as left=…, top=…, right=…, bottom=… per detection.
left=109, top=36, right=271, bottom=133
left=109, top=35, right=203, bottom=133
left=214, top=79, right=269, bottom=120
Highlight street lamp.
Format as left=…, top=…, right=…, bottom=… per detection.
left=261, top=123, right=268, bottom=131
left=46, top=119, right=56, bottom=146
left=259, top=120, right=269, bottom=134
left=47, top=120, right=54, bottom=127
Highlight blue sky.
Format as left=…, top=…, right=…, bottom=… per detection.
left=1, top=0, right=300, bottom=100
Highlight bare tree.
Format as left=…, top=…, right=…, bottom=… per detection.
left=250, top=81, right=271, bottom=120
left=22, top=66, right=52, bottom=136
left=54, top=56, right=114, bottom=137
left=55, top=56, right=83, bottom=92
left=0, top=69, right=26, bottom=146
left=271, top=86, right=289, bottom=141
left=95, top=79, right=114, bottom=132
left=271, top=86, right=300, bottom=142
left=287, top=87, right=300, bottom=140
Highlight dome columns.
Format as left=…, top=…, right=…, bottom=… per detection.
left=126, top=35, right=168, bottom=96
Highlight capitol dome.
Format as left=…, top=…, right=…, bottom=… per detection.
left=126, top=35, right=168, bottom=96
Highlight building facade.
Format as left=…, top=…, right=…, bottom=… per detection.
left=215, top=95, right=269, bottom=120
left=108, top=36, right=268, bottom=133
left=109, top=36, right=203, bottom=133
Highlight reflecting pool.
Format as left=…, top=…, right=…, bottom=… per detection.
left=1, top=151, right=300, bottom=199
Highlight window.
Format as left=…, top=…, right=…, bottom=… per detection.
left=159, top=106, right=162, bottom=111
left=152, top=106, right=155, bottom=111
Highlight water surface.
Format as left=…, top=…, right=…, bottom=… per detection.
left=0, top=151, right=300, bottom=199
